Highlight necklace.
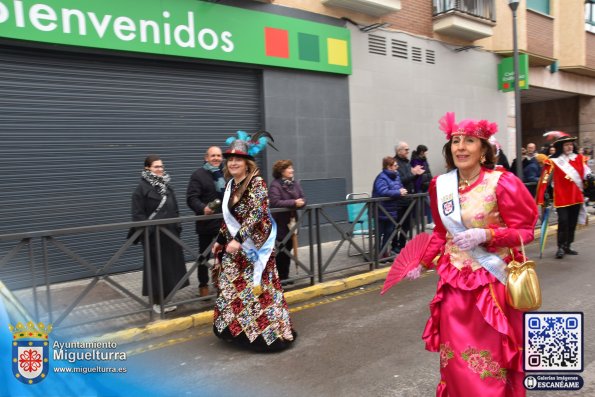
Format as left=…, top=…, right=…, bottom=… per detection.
left=458, top=169, right=481, bottom=190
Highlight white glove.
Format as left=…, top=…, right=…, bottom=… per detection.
left=452, top=228, right=487, bottom=251
left=405, top=265, right=423, bottom=280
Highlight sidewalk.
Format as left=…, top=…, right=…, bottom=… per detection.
left=11, top=207, right=595, bottom=345
left=11, top=238, right=384, bottom=340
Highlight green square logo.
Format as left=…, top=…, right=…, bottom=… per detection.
left=298, top=33, right=320, bottom=62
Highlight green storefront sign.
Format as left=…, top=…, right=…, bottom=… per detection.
left=0, top=0, right=351, bottom=74
left=498, top=54, right=529, bottom=92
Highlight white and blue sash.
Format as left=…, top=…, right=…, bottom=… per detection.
left=436, top=170, right=508, bottom=284
left=552, top=155, right=590, bottom=225
left=552, top=156, right=585, bottom=192
left=222, top=179, right=277, bottom=288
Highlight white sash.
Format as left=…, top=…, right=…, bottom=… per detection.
left=222, top=179, right=277, bottom=288
left=436, top=170, right=508, bottom=284
left=552, top=156, right=589, bottom=225
left=552, top=156, right=584, bottom=192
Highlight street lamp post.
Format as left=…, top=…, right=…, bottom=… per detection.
left=509, top=0, right=523, bottom=180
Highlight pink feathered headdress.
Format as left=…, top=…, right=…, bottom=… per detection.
left=439, top=112, right=498, bottom=140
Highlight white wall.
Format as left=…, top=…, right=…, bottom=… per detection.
left=348, top=27, right=508, bottom=194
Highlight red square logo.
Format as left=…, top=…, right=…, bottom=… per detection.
left=265, top=27, right=289, bottom=58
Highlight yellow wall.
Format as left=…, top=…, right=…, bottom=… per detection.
left=476, top=0, right=527, bottom=52
left=556, top=0, right=586, bottom=66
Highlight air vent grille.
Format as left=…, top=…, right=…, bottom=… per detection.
left=366, top=36, right=436, bottom=65
left=368, top=35, right=387, bottom=56
left=426, top=49, right=436, bottom=64
left=412, top=47, right=422, bottom=62
left=391, top=39, right=408, bottom=59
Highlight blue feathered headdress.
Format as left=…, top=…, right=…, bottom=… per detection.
left=223, top=130, right=277, bottom=159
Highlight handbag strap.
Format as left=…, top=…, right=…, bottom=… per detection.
left=518, top=233, right=526, bottom=258
left=508, top=233, right=527, bottom=263
left=148, top=195, right=167, bottom=220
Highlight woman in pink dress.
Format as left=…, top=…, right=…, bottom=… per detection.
left=415, top=113, right=538, bottom=396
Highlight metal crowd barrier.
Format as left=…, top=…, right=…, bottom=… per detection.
left=0, top=194, right=429, bottom=330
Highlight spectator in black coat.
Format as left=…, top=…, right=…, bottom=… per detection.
left=132, top=155, right=189, bottom=314
left=392, top=141, right=424, bottom=252
left=489, top=137, right=510, bottom=171
left=497, top=150, right=511, bottom=171
left=186, top=146, right=225, bottom=297
left=411, top=144, right=434, bottom=229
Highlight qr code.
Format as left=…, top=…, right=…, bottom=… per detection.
left=524, top=312, right=583, bottom=372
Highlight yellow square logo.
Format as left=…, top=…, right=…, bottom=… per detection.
left=327, top=38, right=348, bottom=66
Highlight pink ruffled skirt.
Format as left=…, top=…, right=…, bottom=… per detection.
left=423, top=255, right=525, bottom=397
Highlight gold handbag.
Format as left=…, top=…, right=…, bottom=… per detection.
left=506, top=237, right=542, bottom=311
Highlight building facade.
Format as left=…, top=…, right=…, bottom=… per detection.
left=271, top=0, right=595, bottom=190
left=1, top=0, right=593, bottom=286
left=0, top=0, right=352, bottom=286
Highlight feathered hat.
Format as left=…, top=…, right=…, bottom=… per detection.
left=543, top=130, right=577, bottom=150
left=439, top=112, right=498, bottom=140
left=223, top=130, right=277, bottom=160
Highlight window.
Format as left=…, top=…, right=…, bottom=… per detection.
left=527, top=0, right=550, bottom=15
left=432, top=0, right=495, bottom=21
left=587, top=0, right=595, bottom=33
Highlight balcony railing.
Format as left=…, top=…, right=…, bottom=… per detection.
left=433, top=0, right=496, bottom=22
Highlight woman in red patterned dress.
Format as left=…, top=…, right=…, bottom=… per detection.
left=413, top=113, right=538, bottom=396
left=212, top=134, right=296, bottom=351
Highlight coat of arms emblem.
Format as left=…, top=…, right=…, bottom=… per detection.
left=9, top=321, right=52, bottom=385
left=441, top=194, right=454, bottom=216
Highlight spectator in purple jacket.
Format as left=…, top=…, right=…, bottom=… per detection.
left=372, top=156, right=408, bottom=256
left=269, top=160, right=306, bottom=282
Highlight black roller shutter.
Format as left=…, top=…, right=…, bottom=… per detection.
left=0, top=45, right=261, bottom=289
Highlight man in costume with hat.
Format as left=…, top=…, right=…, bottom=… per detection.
left=536, top=132, right=593, bottom=259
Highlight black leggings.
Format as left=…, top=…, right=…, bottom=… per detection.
left=556, top=204, right=581, bottom=248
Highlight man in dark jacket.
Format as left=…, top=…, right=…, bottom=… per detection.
left=392, top=141, right=424, bottom=252
left=186, top=146, right=225, bottom=296
left=511, top=143, right=541, bottom=196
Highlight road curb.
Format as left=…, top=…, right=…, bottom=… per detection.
left=95, top=214, right=592, bottom=346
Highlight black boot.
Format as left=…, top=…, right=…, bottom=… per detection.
left=555, top=247, right=565, bottom=259
left=564, top=245, right=578, bottom=255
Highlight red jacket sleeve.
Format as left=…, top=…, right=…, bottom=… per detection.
left=535, top=159, right=553, bottom=207
left=488, top=171, right=539, bottom=248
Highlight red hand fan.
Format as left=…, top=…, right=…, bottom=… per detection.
left=381, top=232, right=433, bottom=295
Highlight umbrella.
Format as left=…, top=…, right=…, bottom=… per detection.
left=539, top=205, right=551, bottom=259
left=292, top=233, right=299, bottom=275
left=288, top=217, right=299, bottom=275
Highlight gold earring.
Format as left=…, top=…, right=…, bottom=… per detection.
left=480, top=155, right=486, bottom=164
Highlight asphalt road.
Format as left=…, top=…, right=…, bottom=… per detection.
left=124, top=227, right=595, bottom=397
